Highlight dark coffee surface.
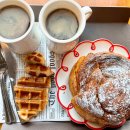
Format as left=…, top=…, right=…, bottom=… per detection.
left=0, top=6, right=30, bottom=39
left=46, top=9, right=78, bottom=40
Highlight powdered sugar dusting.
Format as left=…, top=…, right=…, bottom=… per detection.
left=75, top=53, right=130, bottom=124
left=102, top=65, right=126, bottom=77
left=76, top=87, right=104, bottom=117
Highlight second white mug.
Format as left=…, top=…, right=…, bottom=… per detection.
left=39, top=0, right=92, bottom=54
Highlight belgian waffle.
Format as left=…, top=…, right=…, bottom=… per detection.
left=15, top=99, right=48, bottom=111
left=17, top=77, right=51, bottom=88
left=14, top=85, right=48, bottom=100
left=15, top=85, right=49, bottom=121
left=15, top=51, right=53, bottom=121
left=18, top=110, right=38, bottom=121
left=25, top=64, right=54, bottom=77
left=24, top=52, right=45, bottom=65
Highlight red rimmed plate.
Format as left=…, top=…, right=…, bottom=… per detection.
left=55, top=38, right=129, bottom=130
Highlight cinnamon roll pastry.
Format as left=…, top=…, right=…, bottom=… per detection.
left=69, top=52, right=130, bottom=127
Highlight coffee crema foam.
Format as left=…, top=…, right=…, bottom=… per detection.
left=46, top=9, right=78, bottom=40
left=0, top=6, right=30, bottom=39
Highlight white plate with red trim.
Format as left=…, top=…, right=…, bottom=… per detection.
left=55, top=39, right=129, bottom=130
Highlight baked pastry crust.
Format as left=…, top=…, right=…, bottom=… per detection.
left=69, top=56, right=85, bottom=96
left=69, top=52, right=130, bottom=127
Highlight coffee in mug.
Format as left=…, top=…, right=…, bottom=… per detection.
left=0, top=6, right=30, bottom=39
left=46, top=9, right=79, bottom=40
left=0, top=0, right=40, bottom=54
left=39, top=0, right=92, bottom=54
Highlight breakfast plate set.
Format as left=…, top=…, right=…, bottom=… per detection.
left=0, top=0, right=130, bottom=130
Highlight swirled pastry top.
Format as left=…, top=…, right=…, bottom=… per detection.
left=70, top=52, right=130, bottom=126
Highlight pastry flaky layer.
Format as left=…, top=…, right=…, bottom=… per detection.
left=69, top=52, right=130, bottom=127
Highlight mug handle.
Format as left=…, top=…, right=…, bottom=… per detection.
left=81, top=6, right=92, bottom=20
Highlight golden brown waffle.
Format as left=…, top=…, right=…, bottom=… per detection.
left=17, top=77, right=51, bottom=88
left=24, top=52, right=45, bottom=65
left=25, top=64, right=54, bottom=77
left=18, top=110, right=38, bottom=121
left=15, top=51, right=53, bottom=121
left=14, top=85, right=48, bottom=100
left=16, top=99, right=48, bottom=111
left=15, top=85, right=49, bottom=121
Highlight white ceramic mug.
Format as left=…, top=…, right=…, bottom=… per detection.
left=39, top=0, right=92, bottom=54
left=0, top=0, right=40, bottom=54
